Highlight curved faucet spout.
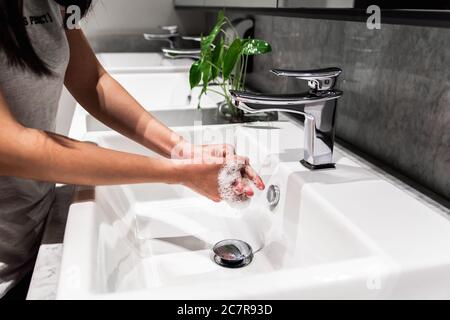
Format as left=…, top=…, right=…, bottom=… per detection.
left=229, top=90, right=342, bottom=110
left=229, top=76, right=343, bottom=170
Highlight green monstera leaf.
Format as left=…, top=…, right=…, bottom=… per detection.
left=201, top=10, right=225, bottom=52
left=222, top=38, right=243, bottom=80
left=242, top=39, right=272, bottom=55
left=201, top=60, right=211, bottom=95
left=210, top=38, right=224, bottom=81
left=189, top=61, right=202, bottom=89
left=187, top=10, right=272, bottom=110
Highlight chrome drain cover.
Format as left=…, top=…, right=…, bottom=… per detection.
left=213, top=239, right=253, bottom=268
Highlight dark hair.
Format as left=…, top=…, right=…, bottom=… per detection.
left=0, top=0, right=92, bottom=76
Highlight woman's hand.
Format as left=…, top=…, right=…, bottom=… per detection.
left=174, top=142, right=236, bottom=161
left=197, top=144, right=236, bottom=158
left=179, top=155, right=265, bottom=203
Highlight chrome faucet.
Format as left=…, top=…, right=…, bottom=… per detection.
left=145, top=18, right=254, bottom=60
left=143, top=25, right=180, bottom=49
left=230, top=68, right=343, bottom=170
left=161, top=47, right=201, bottom=60
left=144, top=25, right=201, bottom=59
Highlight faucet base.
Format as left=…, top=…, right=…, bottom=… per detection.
left=300, top=160, right=336, bottom=171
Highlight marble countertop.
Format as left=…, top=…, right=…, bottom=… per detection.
left=27, top=185, right=76, bottom=300
left=27, top=244, right=63, bottom=300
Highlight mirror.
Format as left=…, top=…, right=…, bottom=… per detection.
left=176, top=0, right=450, bottom=10
left=175, top=0, right=277, bottom=8
left=174, top=0, right=450, bottom=27
left=278, top=0, right=450, bottom=10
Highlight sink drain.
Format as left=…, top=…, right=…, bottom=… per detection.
left=213, top=239, right=253, bottom=268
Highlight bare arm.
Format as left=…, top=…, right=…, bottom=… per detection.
left=63, top=29, right=186, bottom=158
left=60, top=28, right=264, bottom=196
left=0, top=88, right=229, bottom=201
left=0, top=90, right=187, bottom=185
left=0, top=28, right=262, bottom=202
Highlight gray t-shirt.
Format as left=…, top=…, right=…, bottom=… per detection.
left=0, top=0, right=69, bottom=297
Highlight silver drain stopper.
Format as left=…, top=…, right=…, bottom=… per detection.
left=213, top=239, right=253, bottom=268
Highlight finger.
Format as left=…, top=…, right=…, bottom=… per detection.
left=233, top=180, right=244, bottom=194
left=223, top=144, right=235, bottom=157
left=211, top=144, right=235, bottom=158
left=244, top=184, right=254, bottom=197
left=227, top=155, right=249, bottom=167
left=233, top=178, right=254, bottom=197
left=233, top=185, right=244, bottom=195
left=211, top=189, right=222, bottom=203
left=244, top=165, right=265, bottom=190
left=211, top=196, right=221, bottom=203
left=205, top=156, right=227, bottom=165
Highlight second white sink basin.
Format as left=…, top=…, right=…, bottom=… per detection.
left=96, top=52, right=193, bottom=73
left=110, top=72, right=219, bottom=110
left=68, top=72, right=222, bottom=140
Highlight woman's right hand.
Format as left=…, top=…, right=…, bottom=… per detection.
left=180, top=156, right=265, bottom=203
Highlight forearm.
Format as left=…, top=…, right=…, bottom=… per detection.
left=64, top=29, right=189, bottom=158
left=0, top=126, right=183, bottom=186
left=87, top=73, right=187, bottom=158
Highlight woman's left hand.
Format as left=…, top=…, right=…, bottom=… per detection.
left=185, top=143, right=265, bottom=194
left=193, top=144, right=236, bottom=159
left=172, top=142, right=235, bottom=161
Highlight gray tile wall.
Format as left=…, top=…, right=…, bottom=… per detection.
left=236, top=15, right=450, bottom=200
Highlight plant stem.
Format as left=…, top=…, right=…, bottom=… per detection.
left=242, top=53, right=249, bottom=91
left=224, top=17, right=240, bottom=39
left=239, top=55, right=245, bottom=90
left=205, top=88, right=228, bottom=98
left=233, top=58, right=240, bottom=91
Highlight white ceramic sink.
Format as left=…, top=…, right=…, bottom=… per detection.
left=95, top=53, right=213, bottom=110
left=109, top=72, right=219, bottom=110
left=68, top=72, right=222, bottom=140
left=58, top=121, right=450, bottom=299
left=61, top=53, right=195, bottom=137
left=96, top=53, right=193, bottom=73
left=85, top=108, right=226, bottom=133
left=67, top=53, right=221, bottom=140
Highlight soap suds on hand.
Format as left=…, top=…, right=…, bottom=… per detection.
left=218, top=160, right=251, bottom=209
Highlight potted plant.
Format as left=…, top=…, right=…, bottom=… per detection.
left=189, top=11, right=276, bottom=123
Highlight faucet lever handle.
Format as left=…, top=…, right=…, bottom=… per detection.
left=271, top=67, right=342, bottom=91
left=159, top=25, right=179, bottom=34
left=181, top=36, right=202, bottom=42
left=162, top=48, right=201, bottom=55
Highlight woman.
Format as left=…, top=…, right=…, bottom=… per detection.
left=0, top=0, right=264, bottom=299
